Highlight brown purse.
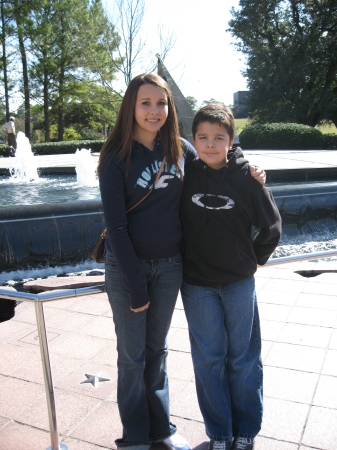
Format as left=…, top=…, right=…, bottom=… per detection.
left=91, top=157, right=166, bottom=263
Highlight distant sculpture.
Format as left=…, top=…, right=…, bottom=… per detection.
left=157, top=54, right=194, bottom=143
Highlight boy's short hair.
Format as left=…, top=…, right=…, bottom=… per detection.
left=192, top=103, right=235, bottom=141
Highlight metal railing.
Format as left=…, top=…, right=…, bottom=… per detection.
left=0, top=284, right=105, bottom=450
left=0, top=248, right=336, bottom=450
left=265, top=248, right=337, bottom=266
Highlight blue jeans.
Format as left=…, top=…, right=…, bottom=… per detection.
left=105, top=251, right=183, bottom=449
left=181, top=276, right=263, bottom=442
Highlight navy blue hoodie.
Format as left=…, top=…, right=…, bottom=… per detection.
left=180, top=147, right=282, bottom=286
left=99, top=138, right=196, bottom=309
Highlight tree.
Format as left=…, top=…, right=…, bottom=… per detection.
left=28, top=1, right=61, bottom=142
left=201, top=98, right=226, bottom=108
left=28, top=0, right=119, bottom=141
left=31, top=80, right=121, bottom=140
left=186, top=96, right=198, bottom=113
left=78, top=0, right=122, bottom=111
left=108, top=0, right=176, bottom=86
left=0, top=99, right=6, bottom=130
left=62, top=81, right=121, bottom=137
left=13, top=0, right=33, bottom=138
left=51, top=0, right=94, bottom=141
left=0, top=0, right=16, bottom=120
left=113, top=0, right=144, bottom=85
left=229, top=0, right=337, bottom=127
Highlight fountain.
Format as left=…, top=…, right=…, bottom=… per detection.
left=10, top=131, right=39, bottom=181
left=271, top=181, right=337, bottom=258
left=1, top=133, right=337, bottom=275
left=0, top=142, right=99, bottom=207
left=0, top=135, right=104, bottom=274
left=75, top=148, right=97, bottom=186
left=0, top=60, right=336, bottom=277
left=1, top=172, right=336, bottom=276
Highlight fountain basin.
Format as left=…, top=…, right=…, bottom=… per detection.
left=0, top=200, right=105, bottom=272
left=0, top=174, right=100, bottom=207
left=272, top=181, right=337, bottom=228
left=0, top=180, right=336, bottom=272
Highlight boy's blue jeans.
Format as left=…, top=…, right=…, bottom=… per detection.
left=181, top=276, right=263, bottom=442
left=105, top=251, right=182, bottom=449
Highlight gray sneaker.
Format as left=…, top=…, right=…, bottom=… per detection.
left=161, top=433, right=191, bottom=450
left=232, top=437, right=254, bottom=450
left=209, top=440, right=232, bottom=450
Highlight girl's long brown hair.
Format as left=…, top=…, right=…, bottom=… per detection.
left=97, top=73, right=183, bottom=176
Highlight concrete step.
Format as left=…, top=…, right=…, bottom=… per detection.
left=23, top=276, right=105, bottom=292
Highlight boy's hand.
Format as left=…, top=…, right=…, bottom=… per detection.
left=250, top=165, right=266, bottom=185
left=130, top=302, right=150, bottom=313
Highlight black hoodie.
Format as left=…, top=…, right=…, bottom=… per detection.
left=180, top=147, right=282, bottom=287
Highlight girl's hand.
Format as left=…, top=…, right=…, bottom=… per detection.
left=250, top=165, right=266, bottom=185
left=130, top=302, right=150, bottom=313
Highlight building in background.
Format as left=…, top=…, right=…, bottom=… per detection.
left=232, top=91, right=250, bottom=119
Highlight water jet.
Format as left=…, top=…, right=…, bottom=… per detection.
left=0, top=135, right=103, bottom=273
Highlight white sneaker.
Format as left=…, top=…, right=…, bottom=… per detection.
left=232, top=437, right=255, bottom=450
left=161, top=433, right=191, bottom=450
left=209, top=440, right=232, bottom=450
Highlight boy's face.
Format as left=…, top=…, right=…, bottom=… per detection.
left=193, top=121, right=234, bottom=170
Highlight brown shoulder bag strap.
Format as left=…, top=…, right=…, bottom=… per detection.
left=126, top=157, right=166, bottom=213
left=101, top=157, right=166, bottom=237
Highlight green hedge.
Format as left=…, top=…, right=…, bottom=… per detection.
left=323, top=133, right=337, bottom=150
left=2, top=127, right=336, bottom=156
left=239, top=123, right=325, bottom=150
left=32, top=140, right=105, bottom=155
left=0, top=140, right=105, bottom=157
left=0, top=144, right=7, bottom=157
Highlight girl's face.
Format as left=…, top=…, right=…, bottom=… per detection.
left=134, top=84, right=169, bottom=143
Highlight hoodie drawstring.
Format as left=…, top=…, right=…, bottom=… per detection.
left=202, top=165, right=207, bottom=224
left=202, top=164, right=228, bottom=224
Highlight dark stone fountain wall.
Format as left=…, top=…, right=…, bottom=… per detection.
left=1, top=182, right=336, bottom=272
left=271, top=182, right=337, bottom=229
left=0, top=200, right=105, bottom=271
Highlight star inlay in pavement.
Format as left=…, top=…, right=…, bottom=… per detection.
left=80, top=373, right=110, bottom=388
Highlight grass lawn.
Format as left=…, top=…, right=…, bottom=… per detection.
left=235, top=118, right=337, bottom=135
left=235, top=118, right=249, bottom=135
left=316, top=123, right=337, bottom=134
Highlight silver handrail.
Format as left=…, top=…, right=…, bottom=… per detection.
left=265, top=248, right=337, bottom=266
left=0, top=248, right=336, bottom=449
left=0, top=284, right=104, bottom=450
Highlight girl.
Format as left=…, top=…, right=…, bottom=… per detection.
left=98, top=73, right=264, bottom=450
left=98, top=73, right=195, bottom=450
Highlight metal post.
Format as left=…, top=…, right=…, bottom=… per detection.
left=34, top=301, right=68, bottom=450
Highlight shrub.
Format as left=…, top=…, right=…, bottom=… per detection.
left=239, top=123, right=325, bottom=150
left=323, top=133, right=337, bottom=150
left=0, top=139, right=105, bottom=157
left=79, top=127, right=103, bottom=140
left=31, top=140, right=105, bottom=155
left=0, top=144, right=7, bottom=157
left=49, top=125, right=82, bottom=142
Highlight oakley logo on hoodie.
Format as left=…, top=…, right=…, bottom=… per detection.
left=192, top=194, right=235, bottom=210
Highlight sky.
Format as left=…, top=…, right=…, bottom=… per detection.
left=104, top=0, right=248, bottom=108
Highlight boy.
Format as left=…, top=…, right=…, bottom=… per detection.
left=180, top=104, right=281, bottom=450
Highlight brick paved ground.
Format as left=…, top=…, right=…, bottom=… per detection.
left=0, top=260, right=337, bottom=450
